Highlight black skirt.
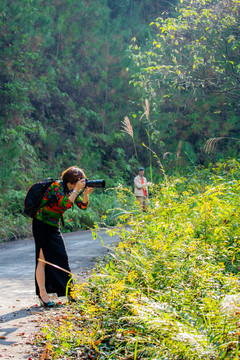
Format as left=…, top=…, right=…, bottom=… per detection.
left=32, top=217, right=72, bottom=297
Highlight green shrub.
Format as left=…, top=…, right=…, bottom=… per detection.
left=38, top=159, right=240, bottom=359
left=0, top=184, right=136, bottom=241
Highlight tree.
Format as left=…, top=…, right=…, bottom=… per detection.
left=129, top=0, right=240, bottom=164
left=131, top=0, right=240, bottom=100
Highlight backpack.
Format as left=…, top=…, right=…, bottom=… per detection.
left=24, top=178, right=58, bottom=218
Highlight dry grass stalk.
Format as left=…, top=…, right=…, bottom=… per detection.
left=139, top=99, right=150, bottom=121
left=204, top=137, right=240, bottom=154
left=163, top=152, right=171, bottom=159
left=177, top=141, right=182, bottom=158
left=121, top=116, right=133, bottom=138
left=145, top=99, right=150, bottom=120
left=121, top=116, right=138, bottom=161
left=204, top=137, right=225, bottom=154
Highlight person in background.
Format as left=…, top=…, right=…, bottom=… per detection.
left=32, top=166, right=93, bottom=307
left=134, top=167, right=148, bottom=211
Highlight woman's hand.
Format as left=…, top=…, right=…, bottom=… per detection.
left=68, top=180, right=93, bottom=204
left=84, top=187, right=93, bottom=195
left=82, top=187, right=93, bottom=204
left=74, top=179, right=86, bottom=192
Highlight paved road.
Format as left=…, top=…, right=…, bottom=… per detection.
left=0, top=229, right=118, bottom=359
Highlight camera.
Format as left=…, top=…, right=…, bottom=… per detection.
left=85, top=179, right=105, bottom=188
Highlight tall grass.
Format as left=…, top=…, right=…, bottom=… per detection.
left=204, top=137, right=240, bottom=154
left=36, top=159, right=240, bottom=359
left=121, top=116, right=139, bottom=163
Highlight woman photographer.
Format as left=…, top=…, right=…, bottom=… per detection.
left=32, top=166, right=93, bottom=307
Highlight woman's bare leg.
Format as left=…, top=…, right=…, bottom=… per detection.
left=36, top=249, right=51, bottom=303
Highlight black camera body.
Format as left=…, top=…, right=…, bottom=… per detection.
left=85, top=179, right=105, bottom=188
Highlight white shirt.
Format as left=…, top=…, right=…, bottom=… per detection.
left=134, top=175, right=148, bottom=197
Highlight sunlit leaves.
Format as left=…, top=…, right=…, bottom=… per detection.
left=130, top=0, right=240, bottom=99
left=37, top=159, right=240, bottom=359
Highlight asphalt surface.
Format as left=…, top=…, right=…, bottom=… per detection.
left=0, top=228, right=118, bottom=359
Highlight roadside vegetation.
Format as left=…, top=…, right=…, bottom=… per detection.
left=0, top=184, right=125, bottom=241
left=35, top=159, right=240, bottom=359
left=1, top=0, right=240, bottom=355
left=1, top=0, right=239, bottom=242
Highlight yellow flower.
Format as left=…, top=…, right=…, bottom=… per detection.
left=127, top=270, right=138, bottom=283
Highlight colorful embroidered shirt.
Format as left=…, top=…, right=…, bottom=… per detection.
left=35, top=181, right=88, bottom=226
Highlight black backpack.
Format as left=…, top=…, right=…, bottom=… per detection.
left=24, top=178, right=58, bottom=218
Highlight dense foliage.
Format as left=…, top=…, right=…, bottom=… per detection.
left=1, top=1, right=240, bottom=357
left=0, top=0, right=177, bottom=240
left=129, top=0, right=240, bottom=166
left=0, top=0, right=239, bottom=240
left=36, top=159, right=240, bottom=359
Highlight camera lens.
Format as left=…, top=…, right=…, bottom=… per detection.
left=85, top=179, right=105, bottom=188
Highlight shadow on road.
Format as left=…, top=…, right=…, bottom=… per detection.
left=0, top=305, right=41, bottom=346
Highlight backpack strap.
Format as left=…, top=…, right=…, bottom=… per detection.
left=61, top=180, right=70, bottom=194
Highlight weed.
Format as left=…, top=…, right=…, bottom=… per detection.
left=36, top=159, right=240, bottom=359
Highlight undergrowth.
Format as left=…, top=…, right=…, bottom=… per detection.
left=0, top=187, right=131, bottom=241
left=36, top=159, right=240, bottom=359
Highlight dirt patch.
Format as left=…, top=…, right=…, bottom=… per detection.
left=0, top=271, right=91, bottom=360
left=0, top=304, right=45, bottom=360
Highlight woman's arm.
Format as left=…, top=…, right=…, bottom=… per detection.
left=68, top=180, right=93, bottom=209
left=82, top=189, right=91, bottom=204
left=74, top=188, right=93, bottom=209
left=68, top=179, right=86, bottom=203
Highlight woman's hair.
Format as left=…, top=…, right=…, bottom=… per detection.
left=61, top=166, right=86, bottom=184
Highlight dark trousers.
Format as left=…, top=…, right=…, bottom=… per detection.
left=32, top=217, right=72, bottom=296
